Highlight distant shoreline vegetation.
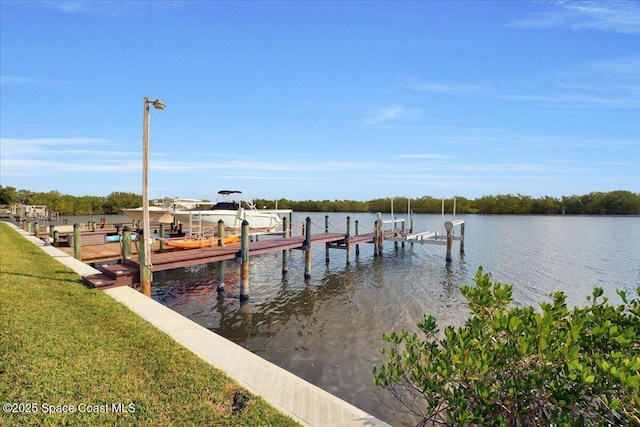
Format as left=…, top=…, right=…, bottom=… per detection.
left=1, top=186, right=639, bottom=216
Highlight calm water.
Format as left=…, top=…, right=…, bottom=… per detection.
left=146, top=213, right=640, bottom=426
left=48, top=213, right=640, bottom=425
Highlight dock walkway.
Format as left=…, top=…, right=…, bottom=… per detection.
left=83, top=230, right=395, bottom=288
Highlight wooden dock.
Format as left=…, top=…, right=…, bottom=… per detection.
left=76, top=214, right=465, bottom=295
left=82, top=229, right=397, bottom=289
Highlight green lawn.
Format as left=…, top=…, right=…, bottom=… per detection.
left=0, top=222, right=300, bottom=427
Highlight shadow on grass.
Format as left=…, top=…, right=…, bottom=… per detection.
left=2, top=269, right=90, bottom=287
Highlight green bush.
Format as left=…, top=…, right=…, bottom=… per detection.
left=373, top=267, right=639, bottom=426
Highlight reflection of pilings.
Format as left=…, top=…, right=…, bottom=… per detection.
left=217, top=260, right=226, bottom=292
left=240, top=220, right=250, bottom=300
left=304, top=216, right=312, bottom=279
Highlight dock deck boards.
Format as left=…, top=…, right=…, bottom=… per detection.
left=82, top=229, right=406, bottom=288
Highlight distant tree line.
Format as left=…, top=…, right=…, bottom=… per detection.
left=1, top=186, right=639, bottom=216
left=259, top=190, right=640, bottom=215
left=0, top=187, right=142, bottom=216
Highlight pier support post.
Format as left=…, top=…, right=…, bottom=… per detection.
left=282, top=216, right=289, bottom=275
left=139, top=228, right=152, bottom=297
left=393, top=217, right=399, bottom=252
left=217, top=220, right=225, bottom=246
left=325, top=215, right=330, bottom=264
left=159, top=223, right=166, bottom=253
left=240, top=220, right=250, bottom=300
left=374, top=214, right=384, bottom=256
left=73, top=223, right=81, bottom=260
left=460, top=222, right=465, bottom=254
left=444, top=221, right=454, bottom=263
left=304, top=216, right=312, bottom=279
left=121, top=226, right=132, bottom=261
left=345, top=216, right=351, bottom=265
left=355, top=220, right=360, bottom=256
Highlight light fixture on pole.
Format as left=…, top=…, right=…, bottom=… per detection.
left=140, top=96, right=165, bottom=297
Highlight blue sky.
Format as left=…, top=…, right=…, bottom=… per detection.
left=1, top=1, right=639, bottom=201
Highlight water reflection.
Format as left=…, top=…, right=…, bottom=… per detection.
left=151, top=214, right=639, bottom=425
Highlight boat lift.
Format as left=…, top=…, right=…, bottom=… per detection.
left=381, top=197, right=465, bottom=262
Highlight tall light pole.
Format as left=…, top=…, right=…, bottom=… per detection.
left=141, top=96, right=165, bottom=297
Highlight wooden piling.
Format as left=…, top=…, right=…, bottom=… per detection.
left=325, top=215, right=330, bottom=264
left=393, top=217, right=399, bottom=251
left=159, top=223, right=166, bottom=252
left=304, top=216, right=312, bottom=279
left=121, top=226, right=132, bottom=261
left=444, top=221, right=453, bottom=263
left=240, top=220, right=250, bottom=300
left=217, top=220, right=225, bottom=246
left=374, top=214, right=384, bottom=256
left=345, top=216, right=351, bottom=265
left=73, top=223, right=81, bottom=260
left=282, top=216, right=289, bottom=275
left=460, top=222, right=466, bottom=254
left=446, top=232, right=453, bottom=262
left=355, top=220, right=360, bottom=256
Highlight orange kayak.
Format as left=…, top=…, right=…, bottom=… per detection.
left=165, top=235, right=239, bottom=249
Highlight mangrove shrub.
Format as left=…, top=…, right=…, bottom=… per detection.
left=373, top=268, right=639, bottom=426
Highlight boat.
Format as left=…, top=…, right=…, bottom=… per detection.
left=171, top=190, right=290, bottom=234
left=122, top=197, right=209, bottom=223
left=105, top=234, right=138, bottom=243
left=121, top=206, right=175, bottom=223
left=164, top=235, right=239, bottom=249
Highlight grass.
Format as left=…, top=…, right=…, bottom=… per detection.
left=0, top=222, right=301, bottom=427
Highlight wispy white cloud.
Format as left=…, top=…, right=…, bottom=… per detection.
left=394, top=154, right=453, bottom=160
left=510, top=1, right=640, bottom=34
left=402, top=80, right=484, bottom=93
left=363, top=105, right=419, bottom=125
left=503, top=55, right=640, bottom=109
left=14, top=0, right=192, bottom=17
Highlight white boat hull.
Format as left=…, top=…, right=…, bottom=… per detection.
left=123, top=207, right=174, bottom=223
left=172, top=209, right=283, bottom=233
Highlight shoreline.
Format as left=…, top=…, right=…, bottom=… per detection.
left=4, top=221, right=389, bottom=427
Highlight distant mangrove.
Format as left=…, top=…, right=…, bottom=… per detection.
left=1, top=186, right=638, bottom=216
